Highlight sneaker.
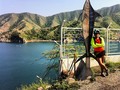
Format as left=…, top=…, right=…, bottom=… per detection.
left=106, top=69, right=109, bottom=76
left=101, top=73, right=105, bottom=77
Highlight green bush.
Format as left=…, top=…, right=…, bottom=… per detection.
left=49, top=80, right=80, bottom=90
left=105, top=62, right=120, bottom=72
left=17, top=78, right=49, bottom=90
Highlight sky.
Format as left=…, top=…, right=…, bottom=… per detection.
left=0, top=0, right=120, bottom=16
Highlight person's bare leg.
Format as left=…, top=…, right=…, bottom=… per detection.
left=99, top=58, right=109, bottom=76
left=102, top=56, right=105, bottom=63
left=102, top=56, right=109, bottom=76
left=96, top=58, right=105, bottom=77
left=99, top=58, right=107, bottom=70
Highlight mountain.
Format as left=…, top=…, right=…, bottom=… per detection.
left=97, top=4, right=120, bottom=16
left=0, top=4, right=120, bottom=43
left=0, top=13, right=46, bottom=32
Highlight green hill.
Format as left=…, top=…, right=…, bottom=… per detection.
left=0, top=4, right=120, bottom=42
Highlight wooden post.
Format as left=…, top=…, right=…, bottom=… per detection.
left=86, top=57, right=90, bottom=68
left=85, top=57, right=92, bottom=77
left=74, top=53, right=77, bottom=75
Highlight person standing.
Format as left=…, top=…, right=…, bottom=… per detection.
left=91, top=29, right=108, bottom=77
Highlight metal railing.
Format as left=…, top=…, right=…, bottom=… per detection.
left=61, top=27, right=120, bottom=58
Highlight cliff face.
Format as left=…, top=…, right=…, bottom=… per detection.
left=0, top=4, right=120, bottom=42
left=0, top=33, right=11, bottom=42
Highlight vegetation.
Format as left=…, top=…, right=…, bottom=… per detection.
left=1, top=4, right=120, bottom=42
left=49, top=80, right=80, bottom=90
left=0, top=4, right=120, bottom=90
left=92, top=62, right=120, bottom=75
left=106, top=62, right=120, bottom=72
left=17, top=78, right=50, bottom=90
left=42, top=44, right=59, bottom=79
left=19, top=25, right=61, bottom=41
left=17, top=62, right=120, bottom=90
left=17, top=44, right=60, bottom=90
left=17, top=79, right=80, bottom=90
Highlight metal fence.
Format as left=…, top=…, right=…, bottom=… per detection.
left=107, top=28, right=120, bottom=55
left=61, top=27, right=120, bottom=58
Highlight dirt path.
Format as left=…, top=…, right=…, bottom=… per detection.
left=78, top=70, right=120, bottom=90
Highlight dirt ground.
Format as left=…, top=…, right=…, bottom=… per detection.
left=78, top=69, right=120, bottom=90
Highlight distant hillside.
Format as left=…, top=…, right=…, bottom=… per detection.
left=97, top=4, right=120, bottom=16
left=0, top=4, right=120, bottom=43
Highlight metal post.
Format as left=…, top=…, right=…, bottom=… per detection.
left=59, top=45, right=62, bottom=76
left=53, top=40, right=62, bottom=76
left=106, top=22, right=112, bottom=56
left=106, top=28, right=109, bottom=56
left=56, top=20, right=66, bottom=77
left=61, top=20, right=66, bottom=57
left=61, top=27, right=63, bottom=55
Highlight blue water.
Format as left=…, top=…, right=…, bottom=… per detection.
left=0, top=42, right=56, bottom=90
left=0, top=42, right=120, bottom=90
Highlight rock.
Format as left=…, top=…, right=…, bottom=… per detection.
left=38, top=87, right=43, bottom=90
left=66, top=78, right=76, bottom=84
left=78, top=70, right=120, bottom=90
left=46, top=85, right=51, bottom=89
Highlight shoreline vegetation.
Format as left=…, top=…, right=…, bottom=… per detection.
left=24, top=40, right=55, bottom=43
left=17, top=62, right=120, bottom=90
left=0, top=39, right=120, bottom=43
left=0, top=39, right=60, bottom=43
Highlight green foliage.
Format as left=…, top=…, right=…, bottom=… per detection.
left=105, top=62, right=120, bottom=72
left=17, top=79, right=49, bottom=90
left=11, top=30, right=20, bottom=36
left=64, top=43, right=85, bottom=58
left=17, top=45, right=60, bottom=90
left=65, top=20, right=81, bottom=27
left=20, top=25, right=61, bottom=41
left=103, top=16, right=120, bottom=28
left=101, top=17, right=111, bottom=28
left=19, top=14, right=120, bottom=41
left=49, top=80, right=80, bottom=90
left=42, top=45, right=59, bottom=78
left=50, top=80, right=69, bottom=90
left=90, top=69, right=96, bottom=82
left=20, top=28, right=45, bottom=40
left=43, top=45, right=59, bottom=60
left=112, top=12, right=120, bottom=25
left=1, top=5, right=120, bottom=41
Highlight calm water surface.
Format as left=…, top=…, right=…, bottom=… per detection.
left=0, top=42, right=120, bottom=90
left=0, top=42, right=56, bottom=90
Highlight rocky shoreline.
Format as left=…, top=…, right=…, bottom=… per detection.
left=0, top=32, right=57, bottom=43
left=24, top=40, right=54, bottom=43
left=0, top=39, right=59, bottom=43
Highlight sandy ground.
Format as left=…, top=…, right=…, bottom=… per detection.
left=78, top=69, right=120, bottom=90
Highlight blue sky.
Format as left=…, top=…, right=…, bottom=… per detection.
left=0, top=0, right=120, bottom=16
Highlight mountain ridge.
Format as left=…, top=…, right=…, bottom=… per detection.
left=0, top=4, right=120, bottom=42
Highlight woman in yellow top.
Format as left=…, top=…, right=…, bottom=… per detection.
left=91, top=29, right=108, bottom=77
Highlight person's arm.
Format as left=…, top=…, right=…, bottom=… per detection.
left=91, top=37, right=98, bottom=48
left=96, top=37, right=105, bottom=47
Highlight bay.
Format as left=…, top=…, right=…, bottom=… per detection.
left=0, top=41, right=120, bottom=90
left=0, top=42, right=56, bottom=90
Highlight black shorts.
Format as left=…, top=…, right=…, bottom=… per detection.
left=94, top=50, right=105, bottom=58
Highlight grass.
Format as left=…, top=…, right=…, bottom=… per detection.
left=105, top=62, right=120, bottom=72
left=92, top=62, right=120, bottom=75
left=17, top=78, right=50, bottom=90
left=49, top=80, right=80, bottom=90
left=17, top=79, right=80, bottom=90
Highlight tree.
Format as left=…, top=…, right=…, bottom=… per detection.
left=42, top=44, right=60, bottom=79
